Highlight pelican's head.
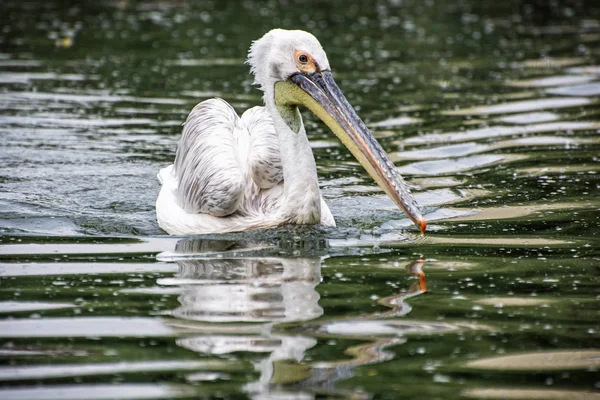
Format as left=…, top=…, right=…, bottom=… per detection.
left=248, top=29, right=426, bottom=234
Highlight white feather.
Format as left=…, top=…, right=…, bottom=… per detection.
left=243, top=106, right=282, bottom=189
left=174, top=99, right=245, bottom=216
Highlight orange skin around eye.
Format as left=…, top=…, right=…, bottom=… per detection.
left=294, top=50, right=318, bottom=74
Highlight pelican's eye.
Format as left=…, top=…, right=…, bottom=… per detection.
left=294, top=50, right=317, bottom=74
left=298, top=54, right=309, bottom=64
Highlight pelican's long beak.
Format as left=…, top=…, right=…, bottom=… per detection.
left=280, top=70, right=426, bottom=233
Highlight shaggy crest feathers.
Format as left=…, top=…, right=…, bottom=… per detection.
left=247, top=29, right=330, bottom=92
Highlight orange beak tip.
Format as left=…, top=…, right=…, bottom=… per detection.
left=419, top=218, right=427, bottom=235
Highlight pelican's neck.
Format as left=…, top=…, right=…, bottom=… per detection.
left=265, top=88, right=321, bottom=224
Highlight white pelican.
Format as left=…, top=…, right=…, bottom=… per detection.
left=157, top=29, right=426, bottom=235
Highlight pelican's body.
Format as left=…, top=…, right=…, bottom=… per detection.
left=157, top=29, right=425, bottom=235
left=157, top=99, right=334, bottom=234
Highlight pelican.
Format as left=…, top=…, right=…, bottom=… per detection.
left=157, top=29, right=426, bottom=235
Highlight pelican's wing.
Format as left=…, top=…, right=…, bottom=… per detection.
left=320, top=197, right=336, bottom=227
left=174, top=98, right=248, bottom=217
left=241, top=106, right=283, bottom=189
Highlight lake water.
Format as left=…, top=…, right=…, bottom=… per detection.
left=1, top=1, right=599, bottom=399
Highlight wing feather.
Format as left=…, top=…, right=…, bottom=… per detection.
left=174, top=98, right=246, bottom=217
left=241, top=106, right=283, bottom=189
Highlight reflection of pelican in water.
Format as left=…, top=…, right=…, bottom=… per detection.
left=164, top=238, right=322, bottom=323
left=156, top=29, right=426, bottom=235
left=170, top=257, right=322, bottom=323
left=164, top=239, right=323, bottom=399
left=161, top=239, right=429, bottom=399
left=376, top=257, right=426, bottom=317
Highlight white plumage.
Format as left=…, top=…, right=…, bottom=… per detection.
left=157, top=98, right=335, bottom=235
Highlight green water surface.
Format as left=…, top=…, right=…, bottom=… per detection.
left=1, top=1, right=599, bottom=399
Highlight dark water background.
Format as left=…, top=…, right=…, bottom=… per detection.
left=1, top=0, right=599, bottom=399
